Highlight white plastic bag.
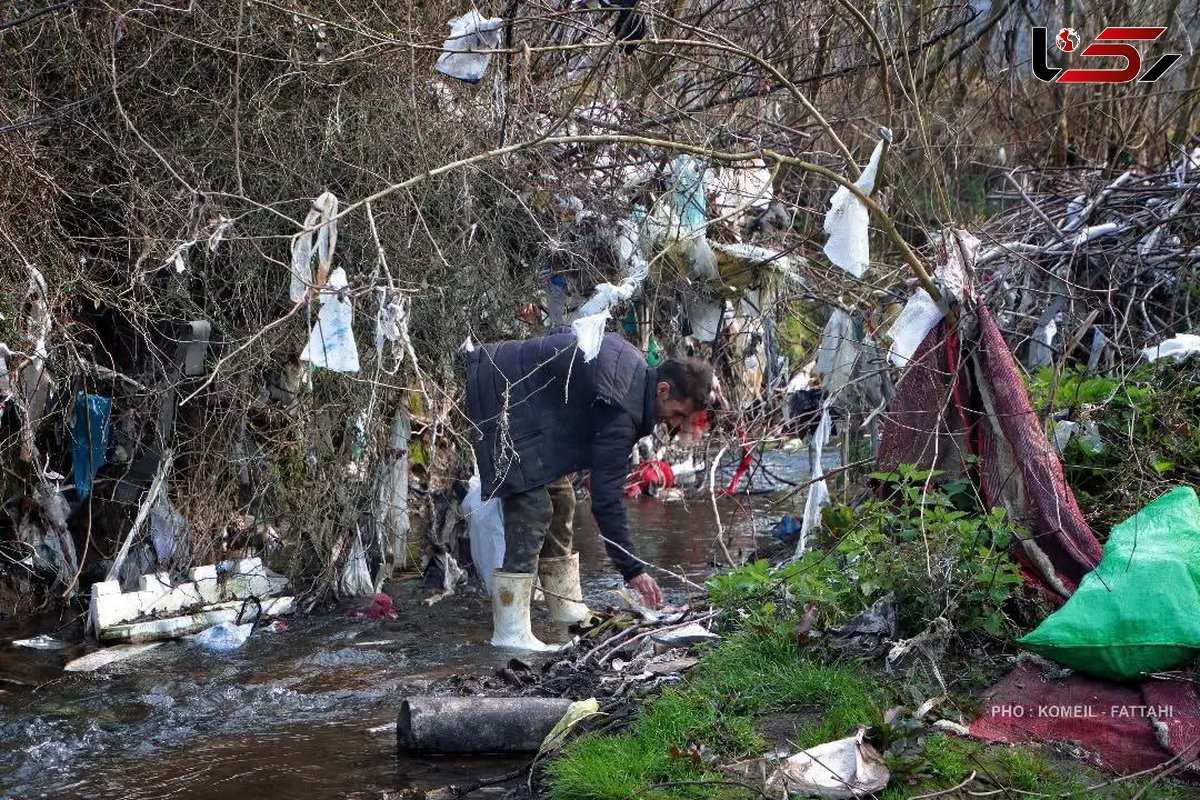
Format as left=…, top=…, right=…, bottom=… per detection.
left=464, top=474, right=505, bottom=596
left=886, top=289, right=944, bottom=368
left=435, top=11, right=504, bottom=83
left=193, top=621, right=254, bottom=652
left=572, top=311, right=610, bottom=362
left=290, top=192, right=338, bottom=302
left=1141, top=333, right=1200, bottom=363
left=577, top=283, right=628, bottom=318
left=301, top=267, right=361, bottom=373
left=339, top=525, right=375, bottom=597
left=822, top=132, right=890, bottom=278
left=765, top=728, right=889, bottom=799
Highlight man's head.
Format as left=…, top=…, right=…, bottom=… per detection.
left=654, top=357, right=715, bottom=430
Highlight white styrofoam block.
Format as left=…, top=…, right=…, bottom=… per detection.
left=99, top=596, right=294, bottom=643
left=190, top=565, right=218, bottom=582
left=138, top=573, right=171, bottom=592
left=91, top=559, right=291, bottom=642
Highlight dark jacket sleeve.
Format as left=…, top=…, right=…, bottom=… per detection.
left=589, top=402, right=644, bottom=581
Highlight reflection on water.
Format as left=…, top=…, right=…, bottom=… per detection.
left=0, top=484, right=805, bottom=800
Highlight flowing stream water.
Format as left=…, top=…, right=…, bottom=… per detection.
left=1, top=472, right=823, bottom=800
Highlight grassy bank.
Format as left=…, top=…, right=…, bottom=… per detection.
left=544, top=472, right=1195, bottom=799
left=545, top=612, right=1192, bottom=800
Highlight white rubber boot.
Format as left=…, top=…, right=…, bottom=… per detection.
left=538, top=553, right=591, bottom=624
left=490, top=570, right=559, bottom=651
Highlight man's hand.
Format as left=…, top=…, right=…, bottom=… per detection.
left=627, top=573, right=663, bottom=609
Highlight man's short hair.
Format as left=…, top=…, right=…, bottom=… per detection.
left=657, top=357, right=715, bottom=408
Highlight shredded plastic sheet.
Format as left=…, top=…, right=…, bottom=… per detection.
left=0, top=343, right=11, bottom=401
left=376, top=408, right=412, bottom=571
left=26, top=267, right=51, bottom=361
left=669, top=155, right=708, bottom=232
left=290, top=192, right=338, bottom=302
left=18, top=486, right=78, bottom=593
left=795, top=404, right=833, bottom=556
left=814, top=309, right=858, bottom=395
left=374, top=292, right=409, bottom=369
left=64, top=642, right=162, bottom=673
left=886, top=289, right=944, bottom=368
left=1071, top=221, right=1124, bottom=246
left=577, top=282, right=632, bottom=318
left=150, top=492, right=186, bottom=565
left=1051, top=419, right=1103, bottom=455
left=571, top=310, right=610, bottom=362
left=572, top=256, right=649, bottom=358
left=709, top=159, right=773, bottom=224
left=301, top=267, right=360, bottom=373
left=1141, top=333, right=1200, bottom=363
left=540, top=698, right=604, bottom=754
left=1027, top=315, right=1059, bottom=368
left=822, top=130, right=891, bottom=278
left=163, top=240, right=196, bottom=273
left=610, top=217, right=640, bottom=268
left=434, top=10, right=504, bottom=83
left=12, top=634, right=69, bottom=650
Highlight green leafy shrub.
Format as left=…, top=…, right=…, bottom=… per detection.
left=1028, top=360, right=1200, bottom=530
left=707, top=464, right=1026, bottom=638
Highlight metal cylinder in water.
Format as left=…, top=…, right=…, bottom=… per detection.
left=396, top=696, right=575, bottom=753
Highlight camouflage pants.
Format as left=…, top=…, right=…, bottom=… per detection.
left=501, top=475, right=576, bottom=574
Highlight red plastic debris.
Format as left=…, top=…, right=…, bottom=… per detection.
left=349, top=592, right=397, bottom=620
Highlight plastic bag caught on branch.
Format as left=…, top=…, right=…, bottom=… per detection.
left=796, top=404, right=832, bottom=556
left=435, top=10, right=504, bottom=83
left=572, top=311, right=610, bottom=362
left=822, top=130, right=891, bottom=278
left=301, top=267, right=360, bottom=373
left=375, top=292, right=409, bottom=369
left=289, top=192, right=338, bottom=302
left=573, top=252, right=649, bottom=358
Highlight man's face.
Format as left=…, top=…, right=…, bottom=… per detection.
left=655, top=381, right=697, bottom=432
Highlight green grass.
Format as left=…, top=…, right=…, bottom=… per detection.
left=543, top=619, right=887, bottom=800
left=547, top=621, right=1196, bottom=800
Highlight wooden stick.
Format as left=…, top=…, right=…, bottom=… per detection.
left=105, top=450, right=173, bottom=583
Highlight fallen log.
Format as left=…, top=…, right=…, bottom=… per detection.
left=396, top=696, right=574, bottom=753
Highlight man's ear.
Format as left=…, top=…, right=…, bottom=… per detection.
left=656, top=380, right=672, bottom=396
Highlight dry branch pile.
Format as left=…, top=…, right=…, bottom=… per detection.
left=979, top=152, right=1199, bottom=370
